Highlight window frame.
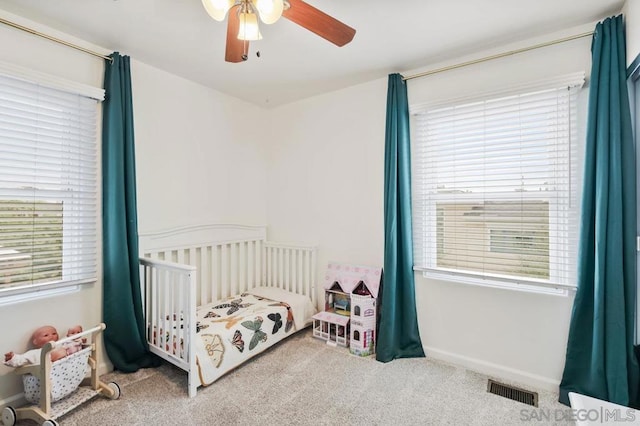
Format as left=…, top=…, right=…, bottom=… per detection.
left=410, top=73, right=585, bottom=294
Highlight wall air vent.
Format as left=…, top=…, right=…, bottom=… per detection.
left=487, top=379, right=538, bottom=407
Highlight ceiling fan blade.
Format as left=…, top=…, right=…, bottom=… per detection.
left=283, top=0, right=356, bottom=47
left=225, top=5, right=247, bottom=63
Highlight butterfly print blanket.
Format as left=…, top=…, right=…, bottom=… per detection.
left=194, top=290, right=315, bottom=386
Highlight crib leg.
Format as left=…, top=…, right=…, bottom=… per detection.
left=188, top=373, right=197, bottom=398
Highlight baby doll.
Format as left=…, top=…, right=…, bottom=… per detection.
left=63, top=325, right=85, bottom=355
left=3, top=325, right=77, bottom=367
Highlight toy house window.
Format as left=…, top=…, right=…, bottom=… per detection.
left=364, top=309, right=374, bottom=317
left=332, top=293, right=350, bottom=312
left=354, top=330, right=360, bottom=341
left=354, top=306, right=361, bottom=316
left=0, top=72, right=100, bottom=298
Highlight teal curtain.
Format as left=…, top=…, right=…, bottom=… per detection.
left=102, top=52, right=158, bottom=371
left=559, top=15, right=639, bottom=407
left=376, top=74, right=425, bottom=362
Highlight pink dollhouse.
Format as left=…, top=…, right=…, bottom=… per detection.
left=312, top=262, right=381, bottom=356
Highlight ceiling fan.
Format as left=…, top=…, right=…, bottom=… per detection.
left=201, top=0, right=356, bottom=62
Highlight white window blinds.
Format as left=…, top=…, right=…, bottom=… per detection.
left=0, top=73, right=98, bottom=293
left=412, top=74, right=584, bottom=290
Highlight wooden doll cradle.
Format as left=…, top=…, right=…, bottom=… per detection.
left=0, top=323, right=120, bottom=426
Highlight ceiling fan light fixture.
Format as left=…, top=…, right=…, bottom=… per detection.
left=216, top=0, right=355, bottom=63
left=238, top=11, right=263, bottom=41
left=202, top=0, right=234, bottom=21
left=255, top=0, right=284, bottom=24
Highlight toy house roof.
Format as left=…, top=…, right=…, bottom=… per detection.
left=324, top=262, right=382, bottom=298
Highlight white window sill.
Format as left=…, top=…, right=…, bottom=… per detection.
left=0, top=279, right=96, bottom=306
left=414, top=267, right=576, bottom=296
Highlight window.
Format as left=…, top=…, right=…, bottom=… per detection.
left=412, top=74, right=584, bottom=291
left=0, top=72, right=99, bottom=296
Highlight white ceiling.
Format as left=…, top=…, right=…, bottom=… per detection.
left=0, top=0, right=625, bottom=108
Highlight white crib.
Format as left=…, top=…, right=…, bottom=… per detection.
left=138, top=224, right=317, bottom=397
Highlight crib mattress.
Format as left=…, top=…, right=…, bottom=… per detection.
left=194, top=287, right=316, bottom=386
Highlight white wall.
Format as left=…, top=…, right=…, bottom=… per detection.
left=625, top=0, right=640, bottom=65
left=132, top=61, right=268, bottom=233
left=0, top=9, right=268, bottom=404
left=266, top=24, right=597, bottom=391
left=265, top=77, right=386, bottom=258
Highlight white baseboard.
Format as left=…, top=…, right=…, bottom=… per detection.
left=424, top=345, right=560, bottom=392
left=98, top=361, right=112, bottom=376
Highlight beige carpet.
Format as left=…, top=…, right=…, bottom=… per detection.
left=16, top=330, right=574, bottom=425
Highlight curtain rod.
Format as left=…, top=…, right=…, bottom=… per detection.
left=0, top=17, right=112, bottom=62
left=403, top=31, right=594, bottom=81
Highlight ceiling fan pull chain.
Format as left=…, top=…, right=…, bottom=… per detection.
left=242, top=39, right=249, bottom=61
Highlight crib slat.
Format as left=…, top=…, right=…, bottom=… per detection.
left=290, top=250, right=296, bottom=294
left=236, top=242, right=242, bottom=293
left=244, top=242, right=248, bottom=291
left=230, top=243, right=238, bottom=296
left=273, top=247, right=277, bottom=289
left=152, top=266, right=159, bottom=348
left=199, top=247, right=206, bottom=305
left=237, top=242, right=243, bottom=294
left=266, top=246, right=271, bottom=287
left=297, top=249, right=303, bottom=295
left=274, top=246, right=278, bottom=287
left=277, top=248, right=284, bottom=288
left=256, top=240, right=262, bottom=288
left=269, top=247, right=276, bottom=287
left=247, top=240, right=254, bottom=291
left=293, top=249, right=298, bottom=293
left=285, top=249, right=290, bottom=292
left=291, top=249, right=296, bottom=295
left=162, top=269, right=170, bottom=353
left=171, top=270, right=178, bottom=354
left=142, top=265, right=149, bottom=342
left=180, top=274, right=186, bottom=352
left=221, top=244, right=228, bottom=299
left=214, top=244, right=219, bottom=299
left=153, top=271, right=161, bottom=347
left=172, top=270, right=180, bottom=358
left=239, top=242, right=246, bottom=293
